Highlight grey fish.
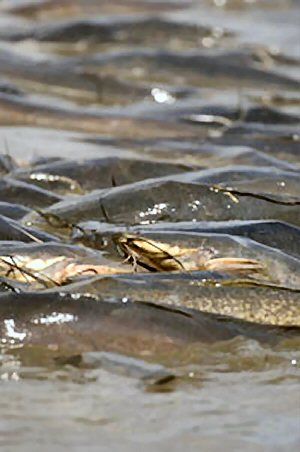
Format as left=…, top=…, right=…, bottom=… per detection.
left=0, top=177, right=62, bottom=208
left=11, top=157, right=197, bottom=193
left=58, top=273, right=300, bottom=327
left=0, top=215, right=56, bottom=243
left=0, top=202, right=31, bottom=220
left=0, top=292, right=297, bottom=362
left=137, top=220, right=300, bottom=259
left=25, top=178, right=300, bottom=226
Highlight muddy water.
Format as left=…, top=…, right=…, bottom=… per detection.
left=0, top=0, right=300, bottom=451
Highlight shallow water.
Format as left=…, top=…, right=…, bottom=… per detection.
left=0, top=0, right=300, bottom=451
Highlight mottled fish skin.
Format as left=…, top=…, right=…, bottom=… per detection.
left=165, top=284, right=300, bottom=327
left=0, top=177, right=62, bottom=209
left=136, top=220, right=300, bottom=260
left=113, top=230, right=300, bottom=289
left=0, top=291, right=239, bottom=354
left=0, top=292, right=297, bottom=359
left=58, top=274, right=300, bottom=327
left=73, top=219, right=300, bottom=261
left=11, top=157, right=196, bottom=192
left=26, top=178, right=300, bottom=226
left=0, top=0, right=299, bottom=367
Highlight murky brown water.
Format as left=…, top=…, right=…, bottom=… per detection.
left=0, top=0, right=300, bottom=450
